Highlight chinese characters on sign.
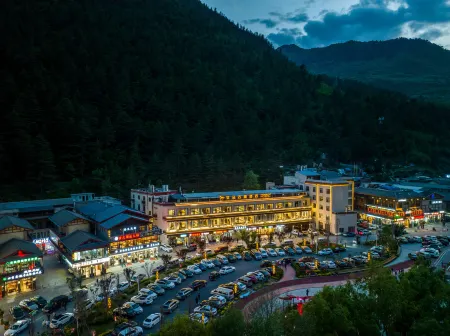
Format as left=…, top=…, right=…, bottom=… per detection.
left=116, top=233, right=140, bottom=241
left=367, top=206, right=395, bottom=217
left=219, top=193, right=271, bottom=201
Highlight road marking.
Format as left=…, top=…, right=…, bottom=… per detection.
left=433, top=248, right=450, bottom=267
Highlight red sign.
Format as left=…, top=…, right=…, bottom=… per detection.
left=118, top=233, right=140, bottom=241
left=297, top=303, right=304, bottom=315
left=190, top=233, right=201, bottom=237
left=367, top=207, right=395, bottom=218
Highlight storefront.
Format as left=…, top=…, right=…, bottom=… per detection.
left=109, top=242, right=160, bottom=266
left=33, top=238, right=56, bottom=255
left=0, top=239, right=44, bottom=298
left=62, top=256, right=109, bottom=278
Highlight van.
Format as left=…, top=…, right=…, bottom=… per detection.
left=238, top=276, right=253, bottom=287
left=216, top=255, right=229, bottom=264
left=43, top=295, right=69, bottom=313
left=210, top=287, right=234, bottom=300
left=281, top=240, right=294, bottom=247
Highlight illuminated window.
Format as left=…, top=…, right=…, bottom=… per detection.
left=319, top=196, right=323, bottom=202
left=247, top=205, right=254, bottom=211
left=211, top=219, right=220, bottom=227
left=213, top=207, right=221, bottom=213
left=276, top=203, right=283, bottom=209
left=235, top=205, right=244, bottom=212
left=199, top=220, right=208, bottom=227
left=320, top=188, right=323, bottom=193
left=223, top=218, right=232, bottom=226
left=326, top=197, right=330, bottom=203
left=312, top=203, right=316, bottom=208
left=168, top=210, right=175, bottom=216
left=284, top=202, right=292, bottom=208
left=180, top=221, right=187, bottom=230
left=201, top=208, right=210, bottom=214
left=191, top=220, right=199, bottom=228
left=326, top=206, right=330, bottom=211
left=169, top=223, right=178, bottom=231
left=223, top=206, right=232, bottom=212
left=266, top=204, right=274, bottom=209
left=246, top=216, right=254, bottom=224
left=178, top=209, right=187, bottom=216
left=275, top=214, right=283, bottom=221
left=303, top=200, right=308, bottom=206
left=235, top=217, right=245, bottom=224
left=191, top=208, right=200, bottom=215
left=256, top=204, right=265, bottom=210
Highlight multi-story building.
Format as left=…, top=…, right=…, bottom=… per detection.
left=153, top=189, right=312, bottom=246
left=130, top=185, right=176, bottom=216
left=0, top=238, right=43, bottom=298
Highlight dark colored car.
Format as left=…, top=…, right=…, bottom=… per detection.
left=343, top=232, right=356, bottom=237
left=43, top=295, right=70, bottom=313
left=147, top=284, right=165, bottom=296
left=187, top=243, right=197, bottom=251
left=243, top=251, right=252, bottom=261
left=263, top=242, right=277, bottom=248
left=31, top=296, right=47, bottom=308
left=251, top=250, right=262, bottom=260
left=196, top=263, right=207, bottom=271
left=226, top=254, right=236, bottom=263
left=209, top=271, right=220, bottom=281
left=333, top=246, right=347, bottom=253
left=162, top=299, right=179, bottom=314
left=295, top=262, right=307, bottom=270
left=113, top=308, right=135, bottom=318
left=245, top=273, right=258, bottom=284
left=408, top=252, right=418, bottom=260
left=214, top=246, right=229, bottom=254
left=176, top=288, right=194, bottom=300
left=299, top=256, right=316, bottom=263
left=152, top=264, right=166, bottom=274
left=10, top=306, right=26, bottom=320
left=260, top=260, right=273, bottom=268
left=437, top=238, right=449, bottom=246
left=211, top=259, right=222, bottom=267
left=284, top=247, right=296, bottom=256
left=259, top=269, right=271, bottom=278
left=191, top=280, right=207, bottom=290
left=335, top=260, right=352, bottom=268
left=113, top=322, right=138, bottom=335
left=180, top=268, right=194, bottom=278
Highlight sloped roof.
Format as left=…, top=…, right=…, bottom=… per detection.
left=100, top=213, right=148, bottom=229
left=60, top=230, right=108, bottom=252
left=0, top=216, right=34, bottom=231
left=49, top=210, right=89, bottom=227
left=0, top=238, right=43, bottom=262
left=0, top=198, right=73, bottom=213
left=355, top=187, right=423, bottom=199
left=76, top=201, right=128, bottom=222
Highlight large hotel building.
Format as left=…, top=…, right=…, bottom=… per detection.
left=149, top=189, right=312, bottom=245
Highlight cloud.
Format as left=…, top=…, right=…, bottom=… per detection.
left=419, top=28, right=444, bottom=40
left=284, top=12, right=309, bottom=23
left=292, top=0, right=450, bottom=47
left=243, top=18, right=279, bottom=28
left=267, top=32, right=297, bottom=46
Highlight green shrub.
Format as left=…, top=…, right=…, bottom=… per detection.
left=271, top=266, right=284, bottom=281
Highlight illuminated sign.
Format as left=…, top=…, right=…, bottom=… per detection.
left=2, top=268, right=42, bottom=281
left=190, top=233, right=201, bottom=237
left=398, top=199, right=407, bottom=202
left=114, top=242, right=160, bottom=254
left=6, top=257, right=40, bottom=265
left=123, top=227, right=137, bottom=232
left=367, top=206, right=395, bottom=218
left=219, top=193, right=271, bottom=201
left=73, top=257, right=110, bottom=268
left=432, top=200, right=442, bottom=204
left=409, top=209, right=423, bottom=217
left=33, top=238, right=49, bottom=244
left=234, top=226, right=246, bottom=230
left=114, top=233, right=140, bottom=241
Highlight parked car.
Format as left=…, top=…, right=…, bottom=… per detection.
left=74, top=299, right=95, bottom=313
left=217, top=255, right=229, bottom=264
left=154, top=279, right=175, bottom=289
left=233, top=252, right=242, bottom=260
left=243, top=251, right=253, bottom=261
left=284, top=247, right=296, bottom=256
left=147, top=284, right=165, bottom=296
left=176, top=288, right=194, bottom=300
left=333, top=246, right=346, bottom=253
left=142, top=313, right=161, bottom=328
left=187, top=265, right=202, bottom=274
left=214, top=246, right=229, bottom=254
left=408, top=252, right=418, bottom=260
left=208, top=295, right=227, bottom=307
left=260, top=260, right=273, bottom=268
left=131, top=294, right=153, bottom=305
left=239, top=289, right=255, bottom=299
left=161, top=299, right=179, bottom=314
left=318, top=248, right=333, bottom=256
left=267, top=248, right=277, bottom=257
left=196, top=263, right=207, bottom=271
left=211, top=258, right=222, bottom=267
left=164, top=275, right=182, bottom=285
left=234, top=281, right=247, bottom=292
left=191, top=280, right=207, bottom=290
left=4, top=319, right=31, bottom=336
left=301, top=246, right=313, bottom=254
left=10, top=307, right=26, bottom=320
left=201, top=259, right=215, bottom=269
left=294, top=246, right=303, bottom=255
left=343, top=232, right=356, bottom=237
left=209, top=271, right=221, bottom=281
left=118, top=282, right=130, bottom=292
left=194, top=305, right=218, bottom=316
left=259, top=248, right=268, bottom=258
left=30, top=296, right=47, bottom=308
left=219, top=266, right=236, bottom=275
left=50, top=313, right=74, bottom=329
left=160, top=244, right=173, bottom=253
left=186, top=243, right=197, bottom=251
left=420, top=248, right=439, bottom=258
left=335, top=260, right=352, bottom=268
left=19, top=299, right=39, bottom=311
left=190, top=312, right=209, bottom=325
left=275, top=248, right=286, bottom=256
left=151, top=264, right=166, bottom=274
left=179, top=268, right=194, bottom=278
left=322, top=260, right=337, bottom=269
left=131, top=274, right=146, bottom=283
left=227, top=254, right=237, bottom=263
left=43, top=295, right=70, bottom=314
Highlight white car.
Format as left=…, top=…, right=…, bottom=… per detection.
left=322, top=260, right=337, bottom=269
left=233, top=252, right=242, bottom=260
left=219, top=266, right=236, bottom=275
left=190, top=312, right=209, bottom=325
left=154, top=279, right=175, bottom=289
left=267, top=248, right=277, bottom=257
left=131, top=294, right=153, bottom=305
left=318, top=248, right=333, bottom=256
left=138, top=288, right=158, bottom=299
left=209, top=295, right=227, bottom=306
left=118, top=281, right=130, bottom=292
left=160, top=244, right=173, bottom=253
left=74, top=299, right=95, bottom=313
left=201, top=259, right=215, bottom=269
left=259, top=248, right=268, bottom=258
left=164, top=275, right=182, bottom=284
left=194, top=305, right=218, bottom=316
left=301, top=246, right=313, bottom=254
left=143, top=313, right=161, bottom=328
left=5, top=319, right=31, bottom=336
left=234, top=281, right=247, bottom=291
left=420, top=248, right=439, bottom=258
left=117, top=326, right=144, bottom=336
left=50, top=313, right=74, bottom=329
left=248, top=271, right=264, bottom=281
left=187, top=265, right=202, bottom=274
left=19, top=299, right=39, bottom=311
left=275, top=248, right=286, bottom=256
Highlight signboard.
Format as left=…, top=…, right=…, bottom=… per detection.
left=114, top=233, right=140, bottom=241
left=2, top=268, right=42, bottom=281
left=33, top=238, right=49, bottom=244
left=73, top=257, right=110, bottom=268
left=115, top=242, right=160, bottom=254
left=367, top=206, right=395, bottom=218
left=234, top=226, right=246, bottom=230
left=219, top=193, right=271, bottom=201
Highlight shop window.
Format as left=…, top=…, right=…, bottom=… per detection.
left=223, top=218, right=232, bottom=226
left=168, top=223, right=178, bottom=231
left=320, top=188, right=323, bottom=193
left=326, top=206, right=330, bottom=211
left=319, top=196, right=324, bottom=202
left=139, top=225, right=147, bottom=232
left=256, top=204, right=265, bottom=210
left=235, top=205, right=244, bottom=212
left=276, top=203, right=283, bottom=209
left=213, top=207, right=221, bottom=213
left=201, top=208, right=210, bottom=214
left=199, top=220, right=208, bottom=227
left=235, top=217, right=245, bottom=224
left=178, top=209, right=187, bottom=216
left=180, top=222, right=188, bottom=230
left=191, top=208, right=200, bottom=215
left=319, top=205, right=323, bottom=210
left=211, top=219, right=220, bottom=227
left=168, top=209, right=175, bottom=216
left=191, top=220, right=199, bottom=228
left=266, top=203, right=274, bottom=209
left=247, top=205, right=255, bottom=211
left=326, top=189, right=330, bottom=194
left=223, top=206, right=232, bottom=212
left=284, top=202, right=292, bottom=208
left=326, top=197, right=330, bottom=203
left=246, top=216, right=254, bottom=224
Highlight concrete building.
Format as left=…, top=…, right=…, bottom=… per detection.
left=130, top=185, right=176, bottom=216
left=153, top=188, right=312, bottom=246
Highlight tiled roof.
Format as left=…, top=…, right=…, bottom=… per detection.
left=49, top=210, right=89, bottom=227
left=0, top=238, right=43, bottom=262
left=169, top=189, right=303, bottom=202
left=0, top=216, right=34, bottom=231
left=60, top=230, right=108, bottom=252
left=296, top=170, right=320, bottom=176
left=99, top=213, right=148, bottom=229
left=0, top=198, right=73, bottom=213
left=76, top=201, right=128, bottom=222
left=355, top=187, right=423, bottom=199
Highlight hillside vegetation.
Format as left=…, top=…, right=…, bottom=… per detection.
left=1, top=1, right=450, bottom=201
left=278, top=39, right=450, bottom=104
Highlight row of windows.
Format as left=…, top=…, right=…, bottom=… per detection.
left=312, top=213, right=330, bottom=221
left=312, top=203, right=330, bottom=211
left=168, top=201, right=309, bottom=217
left=167, top=211, right=311, bottom=231
left=299, top=186, right=332, bottom=194
left=312, top=196, right=330, bottom=202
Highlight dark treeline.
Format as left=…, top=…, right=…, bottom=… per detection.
left=1, top=0, right=450, bottom=201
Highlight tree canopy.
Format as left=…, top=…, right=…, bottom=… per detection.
left=2, top=0, right=450, bottom=201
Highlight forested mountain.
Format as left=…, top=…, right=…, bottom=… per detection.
left=278, top=39, right=450, bottom=104
left=1, top=1, right=450, bottom=201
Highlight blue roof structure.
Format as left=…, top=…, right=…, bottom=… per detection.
left=60, top=230, right=108, bottom=252
left=0, top=216, right=34, bottom=231
left=0, top=198, right=73, bottom=214
left=100, top=213, right=148, bottom=229
left=76, top=201, right=144, bottom=223
left=0, top=238, right=43, bottom=262
left=169, top=189, right=303, bottom=202
left=296, top=170, right=320, bottom=177
left=49, top=210, right=89, bottom=227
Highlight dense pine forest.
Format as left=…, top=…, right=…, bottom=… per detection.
left=1, top=0, right=450, bottom=201
left=278, top=39, right=450, bottom=104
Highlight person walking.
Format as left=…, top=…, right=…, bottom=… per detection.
left=306, top=288, right=309, bottom=297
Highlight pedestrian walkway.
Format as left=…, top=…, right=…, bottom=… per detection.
left=280, top=264, right=296, bottom=282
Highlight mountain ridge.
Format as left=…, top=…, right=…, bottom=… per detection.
left=278, top=38, right=450, bottom=103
